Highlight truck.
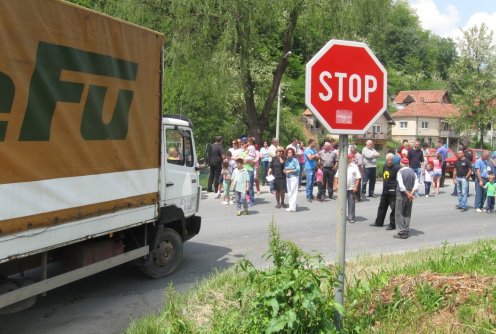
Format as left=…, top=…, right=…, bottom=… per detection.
left=0, top=0, right=201, bottom=313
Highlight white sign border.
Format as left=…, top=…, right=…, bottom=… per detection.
left=305, top=39, right=388, bottom=135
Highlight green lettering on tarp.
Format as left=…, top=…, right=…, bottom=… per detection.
left=19, top=42, right=137, bottom=141
left=0, top=72, right=15, bottom=141
left=80, top=85, right=134, bottom=140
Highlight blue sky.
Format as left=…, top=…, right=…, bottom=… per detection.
left=407, top=0, right=496, bottom=42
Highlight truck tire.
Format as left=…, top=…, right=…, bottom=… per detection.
left=141, top=228, right=183, bottom=278
left=0, top=279, right=36, bottom=314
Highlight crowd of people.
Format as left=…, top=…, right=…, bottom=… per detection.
left=205, top=135, right=496, bottom=239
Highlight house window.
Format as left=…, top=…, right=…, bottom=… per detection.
left=421, top=121, right=428, bottom=129
left=442, top=122, right=449, bottom=131
left=372, top=124, right=381, bottom=133
left=399, top=121, right=407, bottom=129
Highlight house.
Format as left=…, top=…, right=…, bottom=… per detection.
left=301, top=108, right=394, bottom=153
left=301, top=108, right=325, bottom=137
left=391, top=90, right=460, bottom=148
left=352, top=112, right=395, bottom=153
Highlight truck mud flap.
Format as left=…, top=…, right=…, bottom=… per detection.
left=184, top=215, right=201, bottom=241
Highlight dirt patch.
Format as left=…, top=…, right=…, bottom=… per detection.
left=380, top=273, right=496, bottom=305
left=367, top=272, right=496, bottom=332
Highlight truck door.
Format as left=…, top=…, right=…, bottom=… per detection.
left=162, top=125, right=199, bottom=217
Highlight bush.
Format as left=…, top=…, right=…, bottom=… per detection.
left=232, top=223, right=343, bottom=334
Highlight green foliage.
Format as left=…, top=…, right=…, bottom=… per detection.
left=67, top=0, right=458, bottom=150
left=415, top=283, right=446, bottom=312
left=448, top=23, right=496, bottom=145
left=233, top=223, right=341, bottom=333
left=423, top=241, right=496, bottom=275
left=125, top=238, right=496, bottom=334
left=125, top=285, right=194, bottom=334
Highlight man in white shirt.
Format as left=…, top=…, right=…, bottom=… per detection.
left=361, top=140, right=380, bottom=199
left=333, top=154, right=361, bottom=223
left=395, top=158, right=419, bottom=239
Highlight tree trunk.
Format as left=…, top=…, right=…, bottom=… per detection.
left=479, top=124, right=485, bottom=149
left=260, top=2, right=302, bottom=139
left=237, top=0, right=303, bottom=145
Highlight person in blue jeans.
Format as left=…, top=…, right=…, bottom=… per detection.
left=259, top=140, right=270, bottom=185
left=304, top=139, right=319, bottom=202
left=473, top=152, right=490, bottom=212
left=407, top=140, right=424, bottom=197
left=453, top=149, right=472, bottom=212
left=361, top=139, right=380, bottom=198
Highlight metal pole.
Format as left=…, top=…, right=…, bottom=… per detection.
left=276, top=84, right=281, bottom=140
left=334, top=134, right=348, bottom=328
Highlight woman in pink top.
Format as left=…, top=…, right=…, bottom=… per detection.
left=297, top=142, right=306, bottom=187
left=315, top=161, right=324, bottom=201
left=432, top=153, right=442, bottom=195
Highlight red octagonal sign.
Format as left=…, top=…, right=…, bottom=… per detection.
left=305, top=40, right=387, bottom=134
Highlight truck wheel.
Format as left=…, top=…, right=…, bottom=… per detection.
left=141, top=228, right=183, bottom=278
left=0, top=279, right=36, bottom=314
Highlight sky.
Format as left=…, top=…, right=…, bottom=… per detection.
left=407, top=0, right=496, bottom=43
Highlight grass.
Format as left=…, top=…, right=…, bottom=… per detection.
left=125, top=227, right=496, bottom=334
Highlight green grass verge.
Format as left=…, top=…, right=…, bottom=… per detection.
left=126, top=229, right=496, bottom=334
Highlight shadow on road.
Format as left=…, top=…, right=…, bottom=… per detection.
left=409, top=228, right=425, bottom=237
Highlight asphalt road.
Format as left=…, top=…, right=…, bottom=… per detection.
left=2, top=181, right=495, bottom=334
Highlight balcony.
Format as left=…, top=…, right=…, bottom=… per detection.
left=439, top=130, right=459, bottom=137
left=354, top=132, right=389, bottom=140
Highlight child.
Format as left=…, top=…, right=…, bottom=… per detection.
left=432, top=153, right=442, bottom=196
left=226, top=151, right=236, bottom=204
left=315, top=161, right=324, bottom=201
left=424, top=163, right=433, bottom=197
left=215, top=174, right=223, bottom=199
left=221, top=159, right=231, bottom=205
left=231, top=158, right=249, bottom=216
left=484, top=174, right=496, bottom=213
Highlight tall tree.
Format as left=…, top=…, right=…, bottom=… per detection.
left=448, top=24, right=496, bottom=147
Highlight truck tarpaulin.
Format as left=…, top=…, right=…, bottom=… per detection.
left=0, top=0, right=163, bottom=235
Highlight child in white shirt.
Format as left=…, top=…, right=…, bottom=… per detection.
left=424, top=163, right=433, bottom=197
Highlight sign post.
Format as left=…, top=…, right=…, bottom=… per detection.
left=305, top=39, right=387, bottom=327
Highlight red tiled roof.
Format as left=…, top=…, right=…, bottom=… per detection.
left=391, top=102, right=459, bottom=118
left=303, top=108, right=313, bottom=116
left=394, top=90, right=449, bottom=104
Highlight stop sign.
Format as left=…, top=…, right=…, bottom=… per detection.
left=305, top=40, right=387, bottom=134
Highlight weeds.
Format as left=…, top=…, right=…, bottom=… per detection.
left=233, top=223, right=342, bottom=333
left=126, top=233, right=496, bottom=334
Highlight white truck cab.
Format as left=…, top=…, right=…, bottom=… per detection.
left=162, top=116, right=201, bottom=217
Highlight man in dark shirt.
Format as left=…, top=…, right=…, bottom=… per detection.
left=407, top=140, right=424, bottom=197
left=394, top=158, right=419, bottom=239
left=371, top=153, right=401, bottom=229
left=453, top=149, right=472, bottom=212
left=207, top=135, right=225, bottom=193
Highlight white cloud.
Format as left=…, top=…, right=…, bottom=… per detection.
left=460, top=12, right=496, bottom=43
left=409, top=0, right=461, bottom=38
left=408, top=0, right=496, bottom=45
